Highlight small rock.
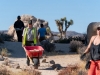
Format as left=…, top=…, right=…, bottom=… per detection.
left=0, top=57, right=4, bottom=61
left=14, top=63, right=20, bottom=69
left=43, top=54, right=47, bottom=58
left=42, top=59, right=46, bottom=63
left=49, top=60, right=55, bottom=64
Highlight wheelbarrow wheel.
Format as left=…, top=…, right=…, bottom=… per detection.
left=33, top=58, right=39, bottom=69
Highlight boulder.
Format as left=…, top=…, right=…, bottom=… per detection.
left=87, top=22, right=100, bottom=43
left=7, top=15, right=54, bottom=42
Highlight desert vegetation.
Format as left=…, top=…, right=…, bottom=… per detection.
left=0, top=66, right=41, bottom=75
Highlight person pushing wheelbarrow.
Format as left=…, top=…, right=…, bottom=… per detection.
left=22, top=20, right=42, bottom=69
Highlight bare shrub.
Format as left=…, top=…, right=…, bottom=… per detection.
left=16, top=67, right=41, bottom=75
left=0, top=32, right=13, bottom=41
left=0, top=66, right=11, bottom=75
left=58, top=64, right=79, bottom=75
left=58, top=63, right=87, bottom=75
left=0, top=37, right=4, bottom=43
left=77, top=46, right=87, bottom=54
left=69, top=40, right=83, bottom=52
left=14, top=70, right=41, bottom=75
left=0, top=48, right=11, bottom=57
left=78, top=70, right=88, bottom=75
left=0, top=65, right=41, bottom=75
left=78, top=46, right=90, bottom=61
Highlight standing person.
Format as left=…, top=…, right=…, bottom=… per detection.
left=14, top=16, right=24, bottom=42
left=22, top=20, right=39, bottom=69
left=38, top=24, right=47, bottom=42
left=81, top=25, right=100, bottom=75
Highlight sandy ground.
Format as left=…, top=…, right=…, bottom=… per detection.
left=0, top=41, right=82, bottom=75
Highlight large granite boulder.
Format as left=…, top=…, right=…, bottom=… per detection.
left=87, top=22, right=100, bottom=43
left=7, top=15, right=53, bottom=42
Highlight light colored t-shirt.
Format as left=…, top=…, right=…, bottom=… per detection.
left=22, top=28, right=35, bottom=41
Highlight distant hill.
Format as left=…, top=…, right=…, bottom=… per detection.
left=0, top=30, right=8, bottom=34
left=52, top=31, right=83, bottom=37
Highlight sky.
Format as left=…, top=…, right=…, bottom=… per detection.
left=0, top=0, right=100, bottom=33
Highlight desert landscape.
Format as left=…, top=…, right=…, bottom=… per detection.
left=0, top=15, right=89, bottom=75
left=0, top=39, right=88, bottom=75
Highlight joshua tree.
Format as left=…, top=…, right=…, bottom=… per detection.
left=55, top=17, right=73, bottom=39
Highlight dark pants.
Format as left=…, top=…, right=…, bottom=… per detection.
left=39, top=37, right=45, bottom=42
left=25, top=41, right=39, bottom=66
left=16, top=31, right=23, bottom=42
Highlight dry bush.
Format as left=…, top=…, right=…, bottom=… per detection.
left=69, top=40, right=83, bottom=52
left=78, top=46, right=90, bottom=61
left=58, top=64, right=79, bottom=75
left=13, top=70, right=41, bottom=75
left=13, top=67, right=41, bottom=75
left=0, top=65, right=41, bottom=75
left=0, top=66, right=11, bottom=75
left=0, top=48, right=11, bottom=57
left=0, top=37, right=4, bottom=43
left=0, top=32, right=13, bottom=41
left=58, top=63, right=87, bottom=75
left=78, top=70, right=87, bottom=75
left=77, top=46, right=87, bottom=54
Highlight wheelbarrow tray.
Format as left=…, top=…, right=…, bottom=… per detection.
left=24, top=46, right=44, bottom=58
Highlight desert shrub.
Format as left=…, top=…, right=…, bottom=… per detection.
left=0, top=48, right=11, bottom=57
left=0, top=37, right=4, bottom=43
left=0, top=66, right=41, bottom=75
left=78, top=70, right=87, bottom=75
left=58, top=63, right=87, bottom=75
left=14, top=70, right=41, bottom=75
left=13, top=67, right=41, bottom=75
left=69, top=40, right=84, bottom=52
left=0, top=66, right=11, bottom=75
left=77, top=46, right=87, bottom=54
left=0, top=32, right=13, bottom=41
left=78, top=46, right=90, bottom=61
left=54, top=39, right=70, bottom=44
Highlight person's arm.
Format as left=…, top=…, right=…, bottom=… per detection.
left=84, top=36, right=95, bottom=54
left=22, top=28, right=25, bottom=47
left=36, top=28, right=39, bottom=43
left=21, top=21, right=25, bottom=30
left=80, top=36, right=95, bottom=60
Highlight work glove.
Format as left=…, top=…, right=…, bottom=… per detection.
left=80, top=53, right=86, bottom=60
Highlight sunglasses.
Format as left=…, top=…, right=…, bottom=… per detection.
left=97, top=27, right=100, bottom=30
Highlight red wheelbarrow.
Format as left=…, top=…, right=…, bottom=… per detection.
left=23, top=46, right=44, bottom=68
left=23, top=46, right=44, bottom=58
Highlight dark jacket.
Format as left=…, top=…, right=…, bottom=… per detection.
left=14, top=20, right=24, bottom=29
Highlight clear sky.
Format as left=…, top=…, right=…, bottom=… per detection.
left=0, top=0, right=100, bottom=33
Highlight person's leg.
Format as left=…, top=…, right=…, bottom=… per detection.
left=39, top=37, right=45, bottom=42
left=26, top=55, right=30, bottom=66
left=25, top=41, right=31, bottom=66
left=96, top=60, right=100, bottom=75
left=88, top=61, right=96, bottom=75
left=16, top=31, right=22, bottom=42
